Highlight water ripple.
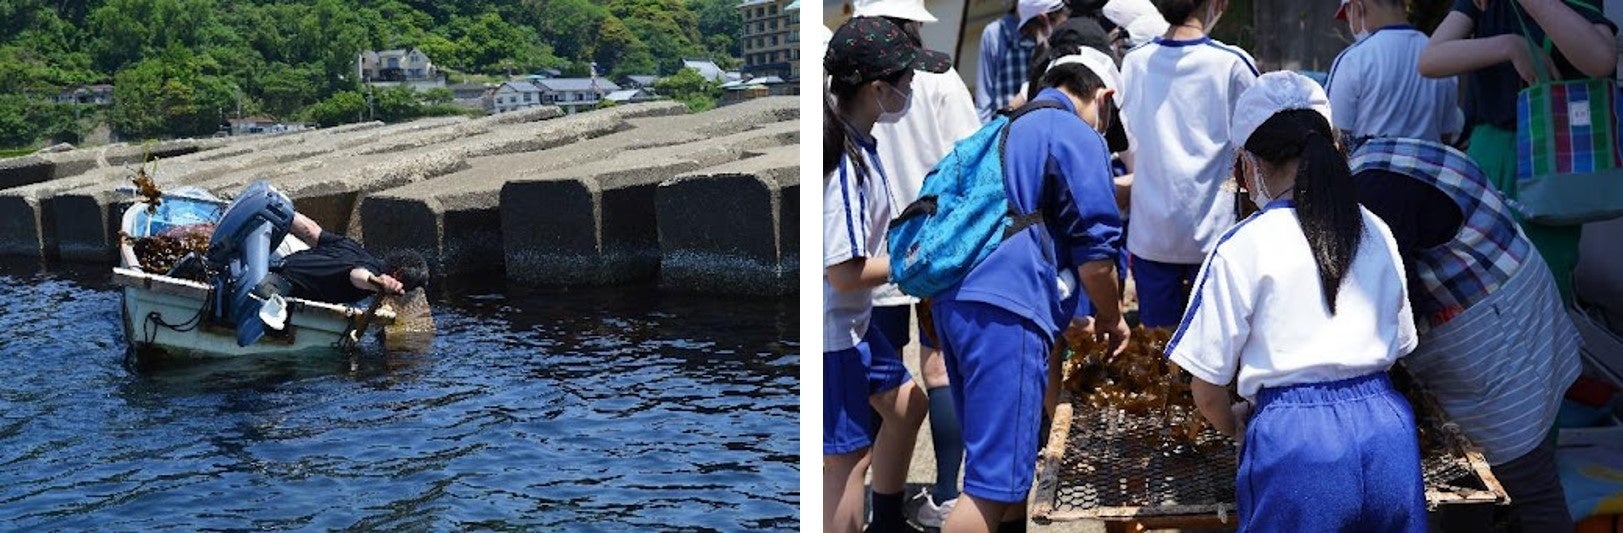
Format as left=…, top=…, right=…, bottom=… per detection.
left=0, top=262, right=799, bottom=530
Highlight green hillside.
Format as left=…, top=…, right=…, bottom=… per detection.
left=0, top=0, right=743, bottom=148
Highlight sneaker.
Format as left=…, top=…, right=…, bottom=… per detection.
left=911, top=491, right=956, bottom=529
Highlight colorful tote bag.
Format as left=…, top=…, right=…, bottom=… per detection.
left=1512, top=1, right=1623, bottom=224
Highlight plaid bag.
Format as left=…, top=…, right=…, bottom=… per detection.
left=1512, top=1, right=1623, bottom=224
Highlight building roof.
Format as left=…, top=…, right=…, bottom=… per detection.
left=738, top=0, right=775, bottom=6
left=786, top=0, right=799, bottom=10
left=497, top=81, right=542, bottom=93
left=533, top=78, right=621, bottom=93
left=605, top=89, right=648, bottom=102
left=623, top=75, right=659, bottom=86
left=747, top=76, right=785, bottom=85
left=682, top=59, right=727, bottom=82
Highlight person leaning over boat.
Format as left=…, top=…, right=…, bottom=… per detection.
left=1166, top=72, right=1426, bottom=532
left=267, top=212, right=428, bottom=303
left=1350, top=137, right=1581, bottom=531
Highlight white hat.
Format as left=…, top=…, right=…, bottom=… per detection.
left=1047, top=47, right=1121, bottom=104
left=1230, top=71, right=1334, bottom=150
left=1102, top=0, right=1161, bottom=28
left=813, top=23, right=834, bottom=60
left=1124, top=14, right=1170, bottom=48
left=1018, top=0, right=1066, bottom=32
left=852, top=0, right=938, bottom=23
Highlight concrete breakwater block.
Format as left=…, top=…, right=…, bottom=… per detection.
left=656, top=144, right=798, bottom=296
left=360, top=110, right=709, bottom=276
left=0, top=139, right=205, bottom=193
left=500, top=119, right=799, bottom=285
left=0, top=156, right=52, bottom=192
left=46, top=119, right=465, bottom=262
left=255, top=105, right=675, bottom=241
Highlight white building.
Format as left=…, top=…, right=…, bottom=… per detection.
left=490, top=81, right=544, bottom=114
left=533, top=78, right=622, bottom=114
left=358, top=48, right=440, bottom=83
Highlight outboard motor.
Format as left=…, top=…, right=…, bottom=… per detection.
left=206, top=181, right=295, bottom=347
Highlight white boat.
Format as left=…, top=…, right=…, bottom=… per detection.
left=115, top=190, right=394, bottom=358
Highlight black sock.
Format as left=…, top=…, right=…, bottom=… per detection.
left=871, top=490, right=905, bottom=530
left=927, top=386, right=964, bottom=502
left=996, top=519, right=1027, bottom=533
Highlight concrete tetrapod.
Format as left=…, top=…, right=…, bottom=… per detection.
left=499, top=119, right=800, bottom=285
left=359, top=97, right=797, bottom=277
left=656, top=143, right=799, bottom=295
left=44, top=118, right=467, bottom=262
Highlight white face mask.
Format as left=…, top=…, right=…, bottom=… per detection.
left=877, top=81, right=912, bottom=123
left=1351, top=3, right=1371, bottom=41
left=1241, top=150, right=1272, bottom=207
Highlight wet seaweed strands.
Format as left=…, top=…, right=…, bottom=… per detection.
left=125, top=224, right=215, bottom=278
left=1062, top=326, right=1212, bottom=444
left=129, top=151, right=164, bottom=214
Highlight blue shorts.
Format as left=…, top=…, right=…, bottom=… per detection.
left=871, top=304, right=936, bottom=352
left=823, top=327, right=913, bottom=455
left=931, top=299, right=1049, bottom=503
left=1130, top=255, right=1201, bottom=328
left=1240, top=373, right=1427, bottom=532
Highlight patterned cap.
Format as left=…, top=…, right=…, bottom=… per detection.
left=826, top=17, right=952, bottom=87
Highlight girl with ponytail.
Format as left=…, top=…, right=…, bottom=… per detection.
left=821, top=16, right=952, bottom=533
left=1163, top=72, right=1427, bottom=532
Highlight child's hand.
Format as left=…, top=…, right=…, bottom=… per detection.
left=1231, top=400, right=1254, bottom=450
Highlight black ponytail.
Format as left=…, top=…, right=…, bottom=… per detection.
left=822, top=67, right=907, bottom=180
left=1244, top=109, right=1363, bottom=314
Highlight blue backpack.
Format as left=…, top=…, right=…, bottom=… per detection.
left=887, top=101, right=1064, bottom=298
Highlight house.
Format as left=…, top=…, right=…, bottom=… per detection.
left=228, top=117, right=307, bottom=136
left=619, top=75, right=659, bottom=91
left=604, top=89, right=656, bottom=104
left=53, top=85, right=114, bottom=106
left=681, top=59, right=728, bottom=83
left=449, top=83, right=491, bottom=111
left=532, top=68, right=564, bottom=79
left=490, top=81, right=544, bottom=114
left=533, top=78, right=622, bottom=114
left=358, top=48, right=439, bottom=83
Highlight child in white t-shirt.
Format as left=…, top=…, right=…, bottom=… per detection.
left=822, top=16, right=948, bottom=533
left=1118, top=0, right=1258, bottom=328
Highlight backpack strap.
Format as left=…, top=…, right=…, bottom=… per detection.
left=998, top=99, right=1070, bottom=239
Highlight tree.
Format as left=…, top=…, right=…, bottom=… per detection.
left=653, top=67, right=720, bottom=112
left=109, top=48, right=237, bottom=138
left=691, top=0, right=743, bottom=59
left=302, top=90, right=367, bottom=126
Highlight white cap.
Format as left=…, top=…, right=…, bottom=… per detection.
left=1124, top=14, right=1170, bottom=48
left=1047, top=47, right=1121, bottom=104
left=1018, top=0, right=1066, bottom=32
left=1230, top=71, right=1334, bottom=150
left=813, top=23, right=834, bottom=60
left=1102, top=0, right=1161, bottom=28
left=852, top=0, right=938, bottom=22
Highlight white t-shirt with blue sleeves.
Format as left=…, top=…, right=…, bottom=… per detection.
left=1119, top=36, right=1259, bottom=265
left=1326, top=25, right=1463, bottom=143
left=1166, top=201, right=1418, bottom=401
left=824, top=141, right=894, bottom=352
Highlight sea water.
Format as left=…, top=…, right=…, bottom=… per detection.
left=0, top=260, right=799, bottom=530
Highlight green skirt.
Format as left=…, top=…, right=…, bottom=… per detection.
left=1467, top=125, right=1580, bottom=304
